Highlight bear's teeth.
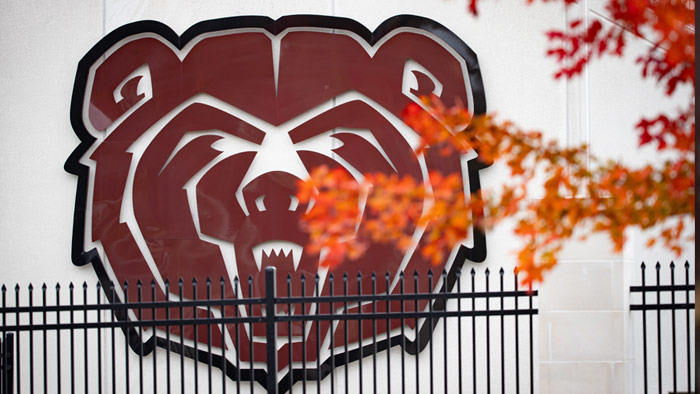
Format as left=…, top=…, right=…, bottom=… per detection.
left=252, top=241, right=303, bottom=271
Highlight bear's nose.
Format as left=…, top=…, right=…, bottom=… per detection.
left=242, top=171, right=305, bottom=214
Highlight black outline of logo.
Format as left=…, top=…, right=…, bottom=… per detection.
left=65, top=14, right=488, bottom=392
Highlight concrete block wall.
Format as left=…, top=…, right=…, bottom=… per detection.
left=538, top=233, right=628, bottom=394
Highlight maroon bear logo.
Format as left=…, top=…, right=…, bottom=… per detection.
left=66, top=15, right=487, bottom=389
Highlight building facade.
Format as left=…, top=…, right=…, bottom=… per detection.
left=0, top=1, right=694, bottom=393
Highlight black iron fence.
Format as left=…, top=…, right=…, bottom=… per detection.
left=1, top=266, right=536, bottom=394
left=630, top=261, right=695, bottom=394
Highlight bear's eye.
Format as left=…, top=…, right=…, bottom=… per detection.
left=294, top=128, right=396, bottom=181
left=160, top=130, right=260, bottom=175
left=209, top=131, right=263, bottom=154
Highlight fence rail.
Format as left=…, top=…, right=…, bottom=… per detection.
left=1, top=266, right=537, bottom=394
left=630, top=261, right=695, bottom=394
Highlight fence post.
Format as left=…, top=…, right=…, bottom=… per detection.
left=265, top=267, right=278, bottom=394
left=0, top=334, right=3, bottom=394
left=1, top=333, right=14, bottom=394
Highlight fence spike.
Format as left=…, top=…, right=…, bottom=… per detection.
left=641, top=261, right=646, bottom=269
left=455, top=269, right=461, bottom=278
left=655, top=262, right=661, bottom=270
left=470, top=268, right=476, bottom=275
left=300, top=273, right=307, bottom=282
left=499, top=267, right=505, bottom=275
left=670, top=261, right=675, bottom=269
left=220, top=276, right=226, bottom=286
left=15, top=283, right=20, bottom=291
left=28, top=283, right=33, bottom=291
left=413, top=270, right=419, bottom=279
left=164, top=278, right=170, bottom=286
left=485, top=268, right=490, bottom=276
left=684, top=260, right=689, bottom=268
left=83, top=282, right=88, bottom=290
left=343, top=272, right=349, bottom=280
left=371, top=272, right=377, bottom=280
left=42, top=283, right=47, bottom=291
left=150, top=279, right=156, bottom=288
left=357, top=272, right=363, bottom=280
left=69, top=282, right=74, bottom=290
left=136, top=279, right=142, bottom=287
left=399, top=271, right=405, bottom=279
left=206, top=277, right=212, bottom=285
left=193, top=277, right=198, bottom=285
left=56, top=283, right=61, bottom=290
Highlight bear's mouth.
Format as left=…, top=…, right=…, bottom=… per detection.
left=252, top=240, right=303, bottom=271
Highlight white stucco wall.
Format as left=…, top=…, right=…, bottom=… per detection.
left=0, top=1, right=693, bottom=393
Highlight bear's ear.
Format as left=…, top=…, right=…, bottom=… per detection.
left=84, top=37, right=179, bottom=132
left=401, top=58, right=444, bottom=101
left=374, top=30, right=472, bottom=114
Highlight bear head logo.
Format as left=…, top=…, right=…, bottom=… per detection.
left=66, top=15, right=487, bottom=389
